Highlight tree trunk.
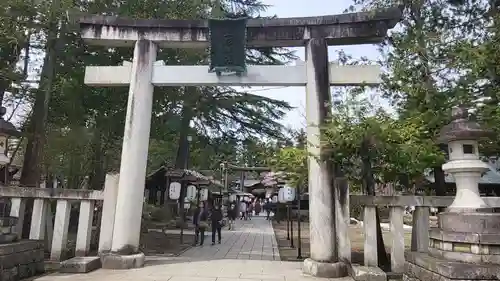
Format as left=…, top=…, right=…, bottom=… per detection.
left=175, top=97, right=194, bottom=169
left=361, top=140, right=390, bottom=269
left=88, top=127, right=106, bottom=190
left=20, top=3, right=61, bottom=238
left=20, top=9, right=61, bottom=187
left=433, top=166, right=446, bottom=202
left=434, top=143, right=448, bottom=211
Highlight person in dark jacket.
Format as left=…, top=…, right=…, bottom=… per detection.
left=264, top=199, right=272, bottom=220
left=193, top=202, right=208, bottom=246
left=227, top=203, right=237, bottom=230
left=254, top=200, right=262, bottom=216
left=210, top=204, right=223, bottom=245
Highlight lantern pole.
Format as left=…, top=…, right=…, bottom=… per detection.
left=179, top=182, right=186, bottom=244
left=179, top=135, right=193, bottom=245
left=296, top=185, right=302, bottom=259
left=286, top=203, right=290, bottom=240
left=290, top=201, right=294, bottom=248
left=196, top=185, right=201, bottom=206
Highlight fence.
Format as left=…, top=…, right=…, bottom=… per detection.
left=2, top=173, right=119, bottom=263
left=350, top=195, right=500, bottom=273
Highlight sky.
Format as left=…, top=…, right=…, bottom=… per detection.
left=249, top=0, right=386, bottom=130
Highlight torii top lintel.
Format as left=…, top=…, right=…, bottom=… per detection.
left=79, top=7, right=401, bottom=48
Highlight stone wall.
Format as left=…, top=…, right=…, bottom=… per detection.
left=0, top=241, right=44, bottom=281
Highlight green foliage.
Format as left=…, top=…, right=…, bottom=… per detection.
left=0, top=0, right=297, bottom=187
left=267, top=146, right=308, bottom=188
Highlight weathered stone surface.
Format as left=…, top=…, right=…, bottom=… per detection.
left=0, top=234, right=17, bottom=244
left=79, top=8, right=402, bottom=48
left=44, top=261, right=61, bottom=271
left=101, top=252, right=145, bottom=269
left=429, top=228, right=480, bottom=243
left=349, top=264, right=386, bottom=281
left=0, top=217, right=17, bottom=227
left=402, top=273, right=420, bottom=281
left=406, top=252, right=500, bottom=279
left=60, top=256, right=101, bottom=273
left=405, top=260, right=500, bottom=281
left=0, top=240, right=44, bottom=281
left=0, top=267, right=18, bottom=281
left=438, top=212, right=500, bottom=234
left=429, top=247, right=500, bottom=265
left=478, top=233, right=500, bottom=244
left=0, top=226, right=12, bottom=234
left=0, top=187, right=103, bottom=201
left=18, top=263, right=36, bottom=279
left=302, top=258, right=347, bottom=278
left=350, top=195, right=500, bottom=208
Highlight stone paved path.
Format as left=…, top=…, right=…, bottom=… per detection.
left=180, top=215, right=280, bottom=261
left=33, top=216, right=348, bottom=281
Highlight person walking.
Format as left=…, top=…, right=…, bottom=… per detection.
left=264, top=199, right=271, bottom=220
left=247, top=200, right=253, bottom=220
left=193, top=202, right=208, bottom=246
left=227, top=203, right=237, bottom=230
left=210, top=204, right=223, bottom=245
left=239, top=200, right=247, bottom=220
left=254, top=199, right=261, bottom=216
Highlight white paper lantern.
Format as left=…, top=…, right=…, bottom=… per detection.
left=199, top=188, right=209, bottom=201
left=272, top=195, right=278, bottom=203
left=183, top=197, right=191, bottom=209
left=186, top=185, right=197, bottom=201
left=169, top=182, right=181, bottom=200
left=278, top=188, right=286, bottom=203
left=283, top=186, right=296, bottom=202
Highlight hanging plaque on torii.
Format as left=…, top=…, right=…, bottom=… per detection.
left=208, top=0, right=247, bottom=76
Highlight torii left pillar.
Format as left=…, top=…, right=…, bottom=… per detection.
left=100, top=40, right=157, bottom=269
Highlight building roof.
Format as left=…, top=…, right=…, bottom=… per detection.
left=147, top=166, right=223, bottom=188
left=234, top=179, right=262, bottom=188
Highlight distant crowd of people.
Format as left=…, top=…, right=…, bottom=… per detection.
left=192, top=197, right=276, bottom=246
left=226, top=198, right=276, bottom=229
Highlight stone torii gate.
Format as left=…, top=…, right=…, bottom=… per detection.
left=79, top=8, right=400, bottom=276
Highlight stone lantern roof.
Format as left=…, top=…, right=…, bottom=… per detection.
left=0, top=107, right=20, bottom=138
left=437, top=105, right=491, bottom=144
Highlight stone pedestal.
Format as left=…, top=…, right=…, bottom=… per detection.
left=302, top=258, right=347, bottom=278
left=61, top=256, right=102, bottom=273
left=101, top=252, right=145, bottom=270
left=0, top=241, right=45, bottom=281
left=404, top=212, right=500, bottom=281
left=0, top=217, right=18, bottom=244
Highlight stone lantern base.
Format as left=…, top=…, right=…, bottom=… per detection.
left=404, top=212, right=500, bottom=281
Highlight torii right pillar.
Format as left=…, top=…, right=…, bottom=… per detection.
left=302, top=13, right=402, bottom=278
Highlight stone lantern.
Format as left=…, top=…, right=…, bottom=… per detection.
left=404, top=106, right=500, bottom=281
left=0, top=106, right=21, bottom=244
left=438, top=106, right=491, bottom=211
